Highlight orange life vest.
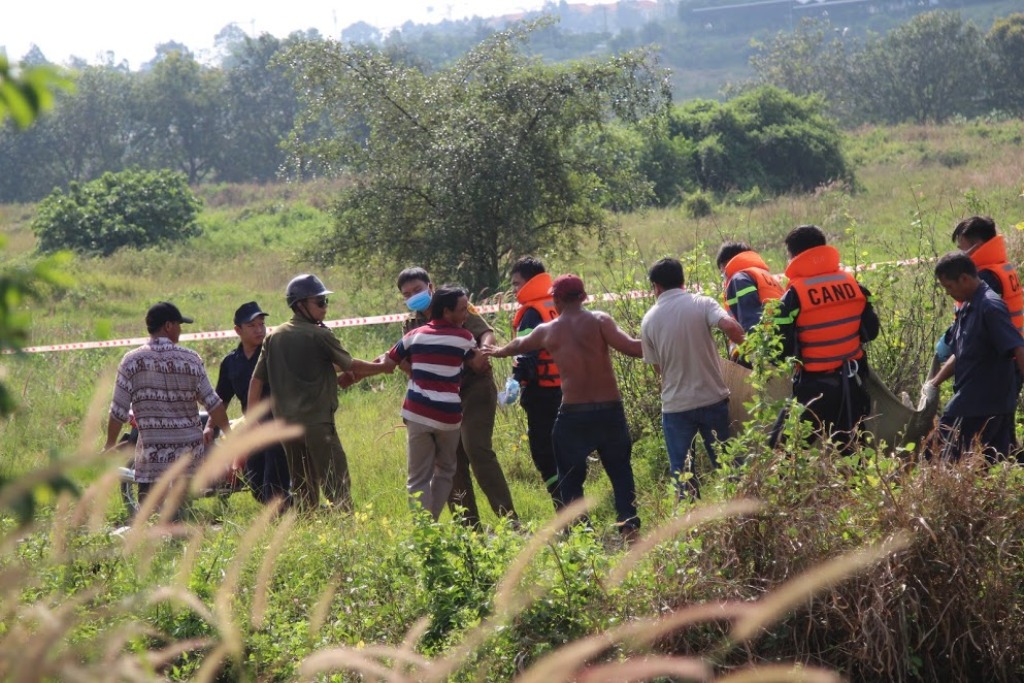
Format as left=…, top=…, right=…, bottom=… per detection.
left=511, top=272, right=561, bottom=388
left=722, top=250, right=784, bottom=312
left=784, top=245, right=867, bottom=373
left=967, top=235, right=1024, bottom=334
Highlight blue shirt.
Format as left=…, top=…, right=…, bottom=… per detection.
left=946, top=281, right=1024, bottom=417
left=724, top=271, right=766, bottom=333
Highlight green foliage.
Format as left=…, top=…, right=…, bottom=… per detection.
left=131, top=51, right=225, bottom=184
left=684, top=190, right=714, bottom=218
left=31, top=169, right=202, bottom=256
left=986, top=13, right=1024, bottom=115
left=0, top=55, right=73, bottom=129
left=411, top=511, right=520, bottom=650
left=749, top=12, right=991, bottom=125
left=283, top=21, right=670, bottom=294
left=670, top=87, right=850, bottom=196
left=853, top=11, right=987, bottom=124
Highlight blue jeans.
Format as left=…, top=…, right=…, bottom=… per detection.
left=662, top=398, right=730, bottom=498
left=552, top=402, right=639, bottom=532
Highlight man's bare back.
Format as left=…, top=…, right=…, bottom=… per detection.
left=494, top=302, right=642, bottom=405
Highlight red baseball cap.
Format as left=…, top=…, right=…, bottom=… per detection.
left=550, top=274, right=587, bottom=301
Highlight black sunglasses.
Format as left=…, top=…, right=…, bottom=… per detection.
left=311, top=296, right=329, bottom=307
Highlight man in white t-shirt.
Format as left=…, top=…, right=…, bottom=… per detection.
left=641, top=258, right=745, bottom=498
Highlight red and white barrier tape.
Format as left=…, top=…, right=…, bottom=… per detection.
left=3, top=255, right=931, bottom=355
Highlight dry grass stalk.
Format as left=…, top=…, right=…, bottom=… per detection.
left=191, top=641, right=229, bottom=683
left=308, top=576, right=339, bottom=638
left=10, top=589, right=97, bottom=683
left=515, top=602, right=748, bottom=683
left=730, top=531, right=912, bottom=643
left=124, top=452, right=193, bottom=546
left=174, top=525, right=208, bottom=589
left=190, top=418, right=302, bottom=494
left=713, top=663, right=843, bottom=683
left=147, top=585, right=217, bottom=626
left=391, top=618, right=431, bottom=681
left=250, top=507, right=297, bottom=629
left=48, top=491, right=74, bottom=560
left=68, top=468, right=120, bottom=532
left=493, top=496, right=594, bottom=613
left=300, top=648, right=405, bottom=681
left=73, top=369, right=113, bottom=459
left=576, top=655, right=713, bottom=682
left=609, top=499, right=763, bottom=587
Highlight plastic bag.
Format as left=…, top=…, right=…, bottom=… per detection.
left=497, top=376, right=521, bottom=406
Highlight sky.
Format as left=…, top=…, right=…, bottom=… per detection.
left=2, top=0, right=552, bottom=70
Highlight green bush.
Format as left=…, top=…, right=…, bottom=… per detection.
left=32, top=169, right=202, bottom=256
left=668, top=87, right=850, bottom=196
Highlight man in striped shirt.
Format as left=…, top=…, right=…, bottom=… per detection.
left=384, top=285, right=489, bottom=519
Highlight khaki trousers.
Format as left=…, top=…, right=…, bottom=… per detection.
left=406, top=418, right=460, bottom=520
left=448, top=372, right=518, bottom=526
left=283, top=421, right=351, bottom=513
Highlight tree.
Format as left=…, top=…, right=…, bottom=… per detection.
left=42, top=64, right=133, bottom=182
left=130, top=50, right=225, bottom=182
left=215, top=33, right=305, bottom=183
left=851, top=11, right=986, bottom=124
left=986, top=13, right=1024, bottom=116
left=342, top=21, right=382, bottom=46
left=283, top=22, right=669, bottom=293
left=746, top=19, right=857, bottom=124
left=31, top=169, right=202, bottom=256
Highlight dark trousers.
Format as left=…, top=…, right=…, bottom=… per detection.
left=520, top=384, right=562, bottom=508
left=552, top=402, right=640, bottom=532
left=937, top=413, right=1016, bottom=463
left=448, top=373, right=517, bottom=527
left=791, top=370, right=871, bottom=452
left=244, top=443, right=290, bottom=505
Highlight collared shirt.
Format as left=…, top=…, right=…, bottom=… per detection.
left=253, top=316, right=353, bottom=425
left=110, top=337, right=223, bottom=483
left=215, top=343, right=268, bottom=414
left=946, top=281, right=1024, bottom=417
left=404, top=309, right=492, bottom=385
left=640, top=288, right=731, bottom=413
left=388, top=320, right=476, bottom=430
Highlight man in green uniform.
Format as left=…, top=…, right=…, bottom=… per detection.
left=396, top=267, right=519, bottom=528
left=248, top=274, right=391, bottom=513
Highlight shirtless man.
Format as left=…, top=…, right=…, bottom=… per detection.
left=487, top=274, right=642, bottom=538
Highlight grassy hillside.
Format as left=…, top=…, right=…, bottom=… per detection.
left=2, top=120, right=1024, bottom=680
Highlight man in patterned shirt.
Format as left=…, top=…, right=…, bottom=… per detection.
left=105, top=302, right=230, bottom=508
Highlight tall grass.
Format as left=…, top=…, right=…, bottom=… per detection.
left=3, top=120, right=1024, bottom=680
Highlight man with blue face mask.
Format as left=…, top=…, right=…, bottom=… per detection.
left=396, top=267, right=519, bottom=529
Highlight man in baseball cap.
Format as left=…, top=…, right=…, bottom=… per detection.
left=106, top=300, right=229, bottom=516
left=233, top=301, right=269, bottom=327
left=208, top=301, right=290, bottom=505
left=145, top=301, right=194, bottom=332
left=549, top=274, right=587, bottom=301
left=489, top=273, right=644, bottom=542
